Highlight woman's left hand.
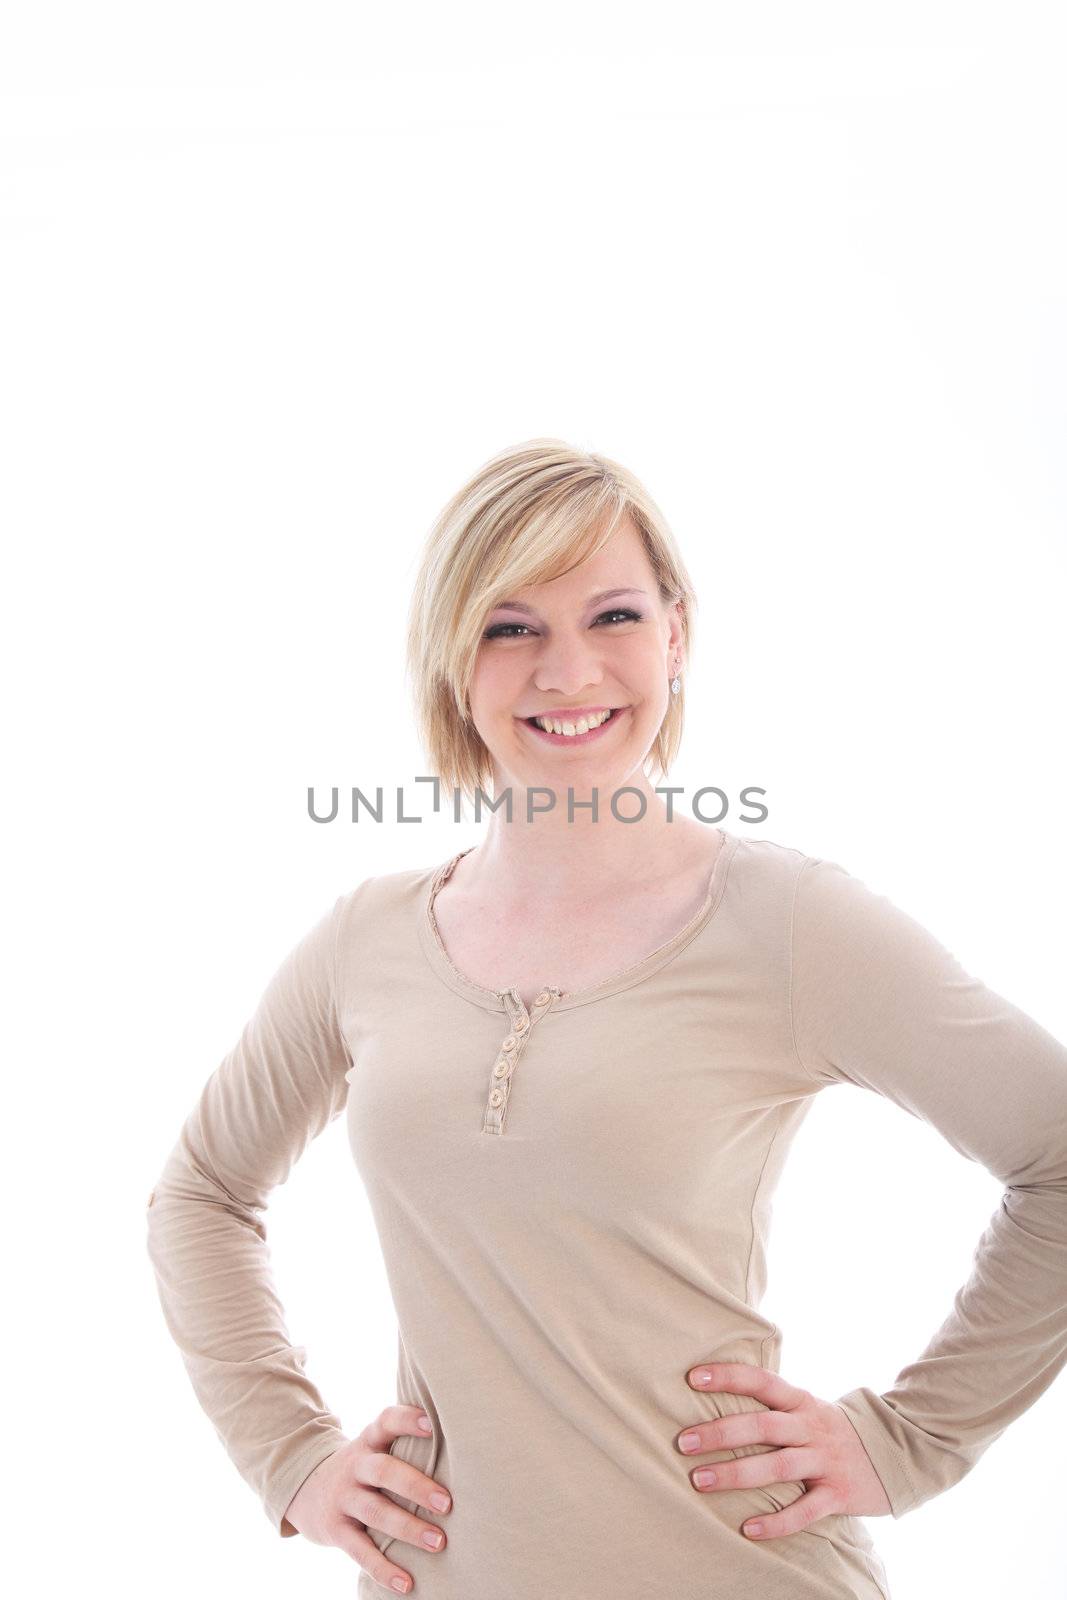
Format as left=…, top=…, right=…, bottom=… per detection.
left=676, top=1361, right=893, bottom=1539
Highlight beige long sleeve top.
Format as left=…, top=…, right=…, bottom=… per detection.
left=145, top=832, right=1067, bottom=1599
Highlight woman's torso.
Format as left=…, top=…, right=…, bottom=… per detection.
left=337, top=831, right=892, bottom=1599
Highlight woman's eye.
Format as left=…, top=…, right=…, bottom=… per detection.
left=483, top=609, right=642, bottom=641
left=483, top=622, right=532, bottom=639
left=594, top=608, right=642, bottom=627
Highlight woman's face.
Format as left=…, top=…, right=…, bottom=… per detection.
left=468, top=517, right=684, bottom=798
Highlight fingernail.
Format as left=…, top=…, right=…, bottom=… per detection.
left=390, top=1580, right=410, bottom=1593
left=417, top=1413, right=433, bottom=1431
left=692, top=1368, right=713, bottom=1386
left=693, top=1468, right=717, bottom=1487
left=678, top=1431, right=702, bottom=1452
left=422, top=1529, right=444, bottom=1549
left=745, top=1521, right=763, bottom=1537
left=430, top=1491, right=451, bottom=1511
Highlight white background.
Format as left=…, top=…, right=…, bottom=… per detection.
left=3, top=3, right=1065, bottom=1597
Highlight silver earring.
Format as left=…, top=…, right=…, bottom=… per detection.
left=670, top=668, right=681, bottom=695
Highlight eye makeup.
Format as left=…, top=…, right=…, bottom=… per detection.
left=483, top=607, right=644, bottom=641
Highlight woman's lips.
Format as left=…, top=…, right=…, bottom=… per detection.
left=518, top=706, right=629, bottom=746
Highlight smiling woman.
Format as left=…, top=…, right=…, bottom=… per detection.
left=145, top=438, right=1067, bottom=1600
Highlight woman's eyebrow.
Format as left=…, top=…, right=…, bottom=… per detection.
left=491, top=587, right=649, bottom=615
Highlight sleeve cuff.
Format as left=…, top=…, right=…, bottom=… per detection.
left=833, top=1387, right=924, bottom=1519
left=267, top=1430, right=352, bottom=1538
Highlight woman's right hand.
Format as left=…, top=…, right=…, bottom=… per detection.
left=283, top=1405, right=452, bottom=1593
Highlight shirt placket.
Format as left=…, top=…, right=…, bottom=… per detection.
left=482, top=985, right=562, bottom=1135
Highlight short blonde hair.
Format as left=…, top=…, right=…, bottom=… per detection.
left=406, top=437, right=698, bottom=805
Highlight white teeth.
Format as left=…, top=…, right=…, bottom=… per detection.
left=533, top=709, right=614, bottom=736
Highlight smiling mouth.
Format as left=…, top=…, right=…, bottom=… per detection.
left=519, top=706, right=629, bottom=744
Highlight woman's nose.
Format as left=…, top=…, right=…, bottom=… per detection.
left=532, top=641, right=607, bottom=695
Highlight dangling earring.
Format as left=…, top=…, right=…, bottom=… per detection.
left=670, top=662, right=681, bottom=695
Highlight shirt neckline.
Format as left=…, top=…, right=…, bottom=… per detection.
left=416, top=828, right=740, bottom=1013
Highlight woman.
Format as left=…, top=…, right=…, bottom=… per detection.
left=146, top=439, right=1067, bottom=1600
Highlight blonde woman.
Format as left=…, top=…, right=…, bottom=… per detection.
left=146, top=439, right=1067, bottom=1600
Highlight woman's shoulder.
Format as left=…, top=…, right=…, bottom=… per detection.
left=727, top=829, right=809, bottom=867
left=335, top=857, right=440, bottom=912
left=728, top=829, right=871, bottom=889
left=719, top=832, right=896, bottom=939
left=719, top=828, right=813, bottom=896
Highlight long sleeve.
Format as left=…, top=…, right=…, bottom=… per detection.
left=145, top=893, right=355, bottom=1537
left=789, top=853, right=1067, bottom=1519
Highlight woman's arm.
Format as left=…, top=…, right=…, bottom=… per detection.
left=145, top=888, right=361, bottom=1537
left=790, top=853, right=1067, bottom=1519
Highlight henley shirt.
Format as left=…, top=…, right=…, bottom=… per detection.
left=145, top=830, right=1067, bottom=1600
